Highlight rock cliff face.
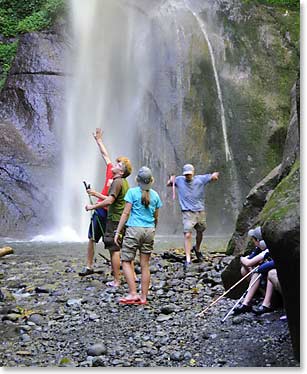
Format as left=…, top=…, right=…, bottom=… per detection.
left=134, top=0, right=299, bottom=233
left=0, top=30, right=66, bottom=237
left=221, top=78, right=300, bottom=360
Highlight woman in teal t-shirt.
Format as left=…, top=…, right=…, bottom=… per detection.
left=114, top=166, right=162, bottom=305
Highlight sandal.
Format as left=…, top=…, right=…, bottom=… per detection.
left=119, top=296, right=140, bottom=304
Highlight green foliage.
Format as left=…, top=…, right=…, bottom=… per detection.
left=0, top=0, right=45, bottom=20
left=0, top=41, right=18, bottom=88
left=242, top=0, right=299, bottom=10
left=17, top=0, right=66, bottom=33
left=0, top=0, right=66, bottom=36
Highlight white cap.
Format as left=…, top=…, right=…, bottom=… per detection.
left=247, top=226, right=262, bottom=241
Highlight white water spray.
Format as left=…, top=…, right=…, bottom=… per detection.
left=50, top=0, right=151, bottom=241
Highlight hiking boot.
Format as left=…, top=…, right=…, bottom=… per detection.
left=78, top=267, right=94, bottom=277
left=253, top=305, right=273, bottom=315
left=233, top=304, right=252, bottom=315
left=192, top=245, right=204, bottom=261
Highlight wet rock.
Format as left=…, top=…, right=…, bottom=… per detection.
left=3, top=313, right=21, bottom=322
left=66, top=298, right=82, bottom=307
left=28, top=314, right=45, bottom=326
left=170, top=351, right=184, bottom=361
left=87, top=343, right=107, bottom=357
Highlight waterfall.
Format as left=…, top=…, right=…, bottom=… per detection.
left=183, top=0, right=232, bottom=162
left=52, top=0, right=151, bottom=241
left=43, top=0, right=240, bottom=242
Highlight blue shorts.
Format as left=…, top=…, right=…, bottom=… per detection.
left=88, top=208, right=107, bottom=243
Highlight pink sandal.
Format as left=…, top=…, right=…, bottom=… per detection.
left=119, top=296, right=140, bottom=304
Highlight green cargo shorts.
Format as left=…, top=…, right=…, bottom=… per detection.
left=121, top=226, right=155, bottom=261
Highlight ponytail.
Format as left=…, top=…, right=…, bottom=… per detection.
left=141, top=190, right=150, bottom=208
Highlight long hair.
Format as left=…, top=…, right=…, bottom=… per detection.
left=141, top=190, right=150, bottom=208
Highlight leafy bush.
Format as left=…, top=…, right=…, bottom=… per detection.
left=17, top=0, right=66, bottom=33
left=0, top=0, right=66, bottom=36
left=0, top=0, right=45, bottom=20
left=0, top=41, right=18, bottom=88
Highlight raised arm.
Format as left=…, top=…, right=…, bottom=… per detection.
left=93, top=128, right=112, bottom=165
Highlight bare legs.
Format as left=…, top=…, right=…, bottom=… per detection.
left=261, top=279, right=274, bottom=308
left=140, top=253, right=151, bottom=301
left=184, top=230, right=204, bottom=263
left=184, top=232, right=192, bottom=263
left=122, top=261, right=138, bottom=298
left=122, top=253, right=151, bottom=302
left=242, top=273, right=261, bottom=306
left=110, top=250, right=121, bottom=287
left=86, top=239, right=95, bottom=269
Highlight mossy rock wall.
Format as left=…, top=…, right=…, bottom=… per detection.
left=261, top=160, right=300, bottom=360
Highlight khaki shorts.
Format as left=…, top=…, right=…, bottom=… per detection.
left=182, top=210, right=207, bottom=233
left=121, top=226, right=155, bottom=261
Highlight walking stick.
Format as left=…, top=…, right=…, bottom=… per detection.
left=83, top=181, right=105, bottom=240
left=221, top=273, right=262, bottom=322
left=83, top=181, right=96, bottom=243
left=196, top=265, right=260, bottom=317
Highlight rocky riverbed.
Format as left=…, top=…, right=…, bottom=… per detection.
left=0, top=242, right=298, bottom=367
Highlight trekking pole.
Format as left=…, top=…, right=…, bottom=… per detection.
left=221, top=273, right=262, bottom=322
left=196, top=265, right=260, bottom=317
left=83, top=181, right=105, bottom=240
left=83, top=181, right=96, bottom=243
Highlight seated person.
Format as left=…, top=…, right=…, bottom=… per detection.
left=240, top=226, right=263, bottom=277
left=254, top=268, right=286, bottom=319
left=234, top=240, right=275, bottom=315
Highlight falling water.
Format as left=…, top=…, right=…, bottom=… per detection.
left=183, top=0, right=232, bottom=162
left=53, top=0, right=151, bottom=241
left=46, top=0, right=240, bottom=242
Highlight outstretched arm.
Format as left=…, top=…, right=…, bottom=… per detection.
left=93, top=128, right=112, bottom=165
